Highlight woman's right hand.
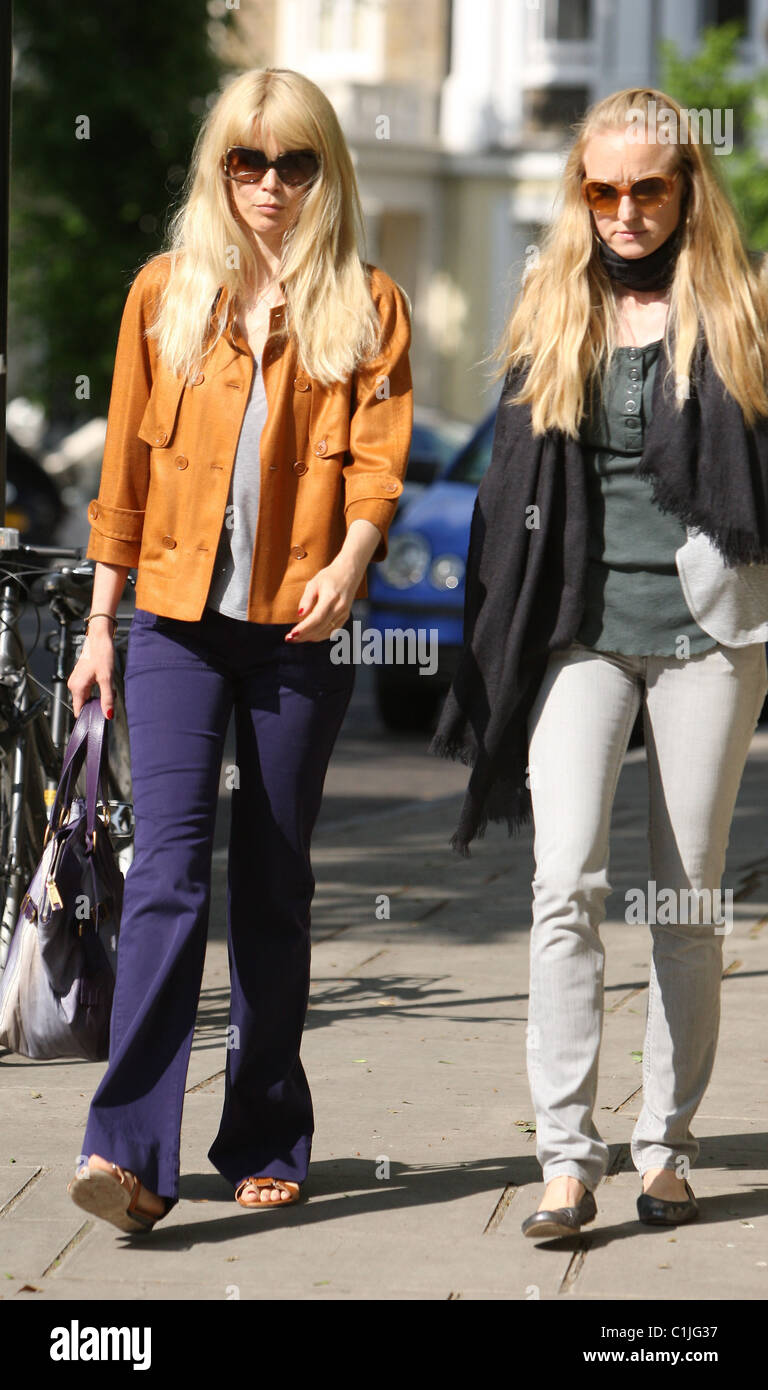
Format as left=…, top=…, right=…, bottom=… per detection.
left=67, top=622, right=116, bottom=720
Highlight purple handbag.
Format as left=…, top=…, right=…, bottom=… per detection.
left=0, top=697, right=123, bottom=1060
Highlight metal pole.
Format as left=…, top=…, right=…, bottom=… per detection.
left=0, top=0, right=11, bottom=523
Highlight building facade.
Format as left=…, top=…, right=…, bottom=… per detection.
left=223, top=0, right=768, bottom=420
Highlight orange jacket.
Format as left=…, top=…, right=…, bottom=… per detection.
left=85, top=253, right=413, bottom=622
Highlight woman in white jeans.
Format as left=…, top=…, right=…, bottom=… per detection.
left=431, top=86, right=768, bottom=1238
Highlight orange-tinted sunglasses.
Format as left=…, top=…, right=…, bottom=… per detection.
left=581, top=170, right=680, bottom=215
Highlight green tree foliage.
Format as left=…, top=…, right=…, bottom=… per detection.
left=659, top=20, right=768, bottom=253
left=9, top=3, right=234, bottom=423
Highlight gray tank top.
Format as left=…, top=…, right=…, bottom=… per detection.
left=206, top=361, right=269, bottom=619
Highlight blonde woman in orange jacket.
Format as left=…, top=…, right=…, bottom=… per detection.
left=66, top=67, right=412, bottom=1233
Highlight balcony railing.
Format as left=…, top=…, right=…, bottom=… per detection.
left=525, top=37, right=598, bottom=84
left=330, top=80, right=441, bottom=145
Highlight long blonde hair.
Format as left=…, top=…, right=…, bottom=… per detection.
left=143, top=67, right=382, bottom=385
left=494, top=87, right=768, bottom=434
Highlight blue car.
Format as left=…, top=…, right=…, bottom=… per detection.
left=367, top=411, right=495, bottom=730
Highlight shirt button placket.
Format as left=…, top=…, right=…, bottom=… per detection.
left=623, top=350, right=641, bottom=450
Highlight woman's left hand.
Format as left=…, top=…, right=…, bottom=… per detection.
left=286, top=556, right=360, bottom=642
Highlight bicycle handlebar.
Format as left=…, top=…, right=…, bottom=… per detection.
left=20, top=543, right=86, bottom=560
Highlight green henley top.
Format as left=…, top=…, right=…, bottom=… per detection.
left=575, top=339, right=717, bottom=657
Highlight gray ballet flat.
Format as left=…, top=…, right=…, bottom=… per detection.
left=521, top=1187, right=597, bottom=1239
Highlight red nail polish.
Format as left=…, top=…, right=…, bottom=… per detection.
left=298, top=607, right=304, bottom=614
left=106, top=708, right=114, bottom=719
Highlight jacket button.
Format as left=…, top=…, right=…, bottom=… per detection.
left=384, top=480, right=398, bottom=492
left=292, top=460, right=308, bottom=475
left=289, top=545, right=307, bottom=559
left=191, top=372, right=204, bottom=386
left=154, top=430, right=168, bottom=446
left=314, top=439, right=328, bottom=456
left=268, top=463, right=279, bottom=470
left=88, top=503, right=99, bottom=520
left=175, top=455, right=189, bottom=469
left=294, top=376, right=310, bottom=392
left=162, top=535, right=177, bottom=549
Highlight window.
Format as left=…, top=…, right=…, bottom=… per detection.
left=700, top=0, right=749, bottom=28
left=315, top=0, right=384, bottom=50
left=449, top=416, right=495, bottom=488
left=544, top=0, right=592, bottom=41
left=318, top=0, right=335, bottom=48
left=524, top=86, right=590, bottom=134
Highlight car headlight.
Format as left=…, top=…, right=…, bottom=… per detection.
left=429, top=554, right=465, bottom=591
left=379, top=532, right=431, bottom=588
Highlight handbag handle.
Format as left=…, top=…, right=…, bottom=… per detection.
left=50, top=698, right=110, bottom=849
left=84, top=699, right=110, bottom=848
left=47, top=697, right=111, bottom=850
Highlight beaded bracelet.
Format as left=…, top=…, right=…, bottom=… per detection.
left=83, top=612, right=119, bottom=635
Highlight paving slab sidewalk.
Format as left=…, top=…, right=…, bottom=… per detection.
left=2, top=733, right=768, bottom=1302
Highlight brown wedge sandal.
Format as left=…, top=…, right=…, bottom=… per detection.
left=68, top=1161, right=165, bottom=1234
left=235, top=1176, right=301, bottom=1209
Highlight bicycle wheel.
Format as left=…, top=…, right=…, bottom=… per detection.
left=0, top=709, right=49, bottom=972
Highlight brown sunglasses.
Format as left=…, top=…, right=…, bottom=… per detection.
left=222, top=146, right=320, bottom=188
left=581, top=170, right=681, bottom=215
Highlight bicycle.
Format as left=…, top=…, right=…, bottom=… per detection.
left=0, top=530, right=135, bottom=974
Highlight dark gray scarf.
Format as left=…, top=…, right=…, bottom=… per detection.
left=596, top=223, right=682, bottom=290
left=429, top=331, right=768, bottom=855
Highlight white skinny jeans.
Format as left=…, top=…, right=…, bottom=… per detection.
left=524, top=639, right=768, bottom=1191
